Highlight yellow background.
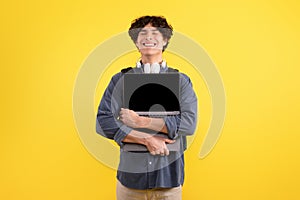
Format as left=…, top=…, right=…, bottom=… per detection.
left=1, top=0, right=300, bottom=199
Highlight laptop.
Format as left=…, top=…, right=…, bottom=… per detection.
left=123, top=73, right=180, bottom=117
left=122, top=73, right=181, bottom=152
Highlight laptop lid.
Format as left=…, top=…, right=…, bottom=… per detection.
left=123, top=73, right=180, bottom=116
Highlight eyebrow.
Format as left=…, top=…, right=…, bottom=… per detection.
left=140, top=28, right=159, bottom=32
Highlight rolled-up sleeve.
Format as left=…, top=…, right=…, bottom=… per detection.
left=164, top=73, right=198, bottom=139
left=96, top=73, right=132, bottom=147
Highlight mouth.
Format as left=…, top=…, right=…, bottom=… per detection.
left=142, top=42, right=157, bottom=47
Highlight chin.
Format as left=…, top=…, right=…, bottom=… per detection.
left=140, top=49, right=162, bottom=55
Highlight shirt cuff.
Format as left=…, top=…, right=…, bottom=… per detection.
left=164, top=116, right=179, bottom=139
left=114, top=124, right=133, bottom=147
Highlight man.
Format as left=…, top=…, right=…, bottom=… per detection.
left=96, top=16, right=197, bottom=200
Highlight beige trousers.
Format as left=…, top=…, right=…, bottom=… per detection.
left=116, top=181, right=182, bottom=200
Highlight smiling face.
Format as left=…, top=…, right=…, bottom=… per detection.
left=135, top=24, right=167, bottom=57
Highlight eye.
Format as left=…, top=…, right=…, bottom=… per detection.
left=139, top=31, right=147, bottom=35
left=152, top=31, right=159, bottom=35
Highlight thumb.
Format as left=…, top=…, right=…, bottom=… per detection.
left=165, top=138, right=176, bottom=144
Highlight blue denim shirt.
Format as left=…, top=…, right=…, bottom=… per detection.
left=96, top=66, right=197, bottom=189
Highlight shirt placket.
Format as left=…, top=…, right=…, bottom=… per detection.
left=147, top=153, right=155, bottom=188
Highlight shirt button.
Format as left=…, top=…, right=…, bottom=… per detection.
left=149, top=161, right=152, bottom=165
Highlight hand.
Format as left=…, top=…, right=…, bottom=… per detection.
left=119, top=108, right=142, bottom=128
left=144, top=136, right=175, bottom=156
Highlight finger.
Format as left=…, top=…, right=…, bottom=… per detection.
left=150, top=151, right=156, bottom=156
left=155, top=150, right=161, bottom=155
left=159, top=148, right=166, bottom=155
left=159, top=148, right=166, bottom=156
left=129, top=109, right=137, bottom=115
left=164, top=147, right=169, bottom=156
left=120, top=108, right=128, bottom=114
left=119, top=117, right=126, bottom=123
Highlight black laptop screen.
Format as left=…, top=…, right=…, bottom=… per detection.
left=123, top=73, right=180, bottom=112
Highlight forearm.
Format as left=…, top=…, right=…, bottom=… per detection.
left=119, top=108, right=168, bottom=133
left=123, top=129, right=175, bottom=156
left=138, top=116, right=168, bottom=134
left=122, top=129, right=150, bottom=145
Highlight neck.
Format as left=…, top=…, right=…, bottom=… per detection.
left=140, top=54, right=163, bottom=64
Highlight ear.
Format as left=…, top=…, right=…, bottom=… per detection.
left=163, top=39, right=168, bottom=46
left=135, top=42, right=141, bottom=51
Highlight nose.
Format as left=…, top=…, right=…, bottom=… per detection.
left=145, top=32, right=153, bottom=40
left=146, top=35, right=152, bottom=40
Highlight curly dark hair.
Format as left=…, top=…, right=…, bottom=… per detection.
left=128, top=16, right=173, bottom=52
